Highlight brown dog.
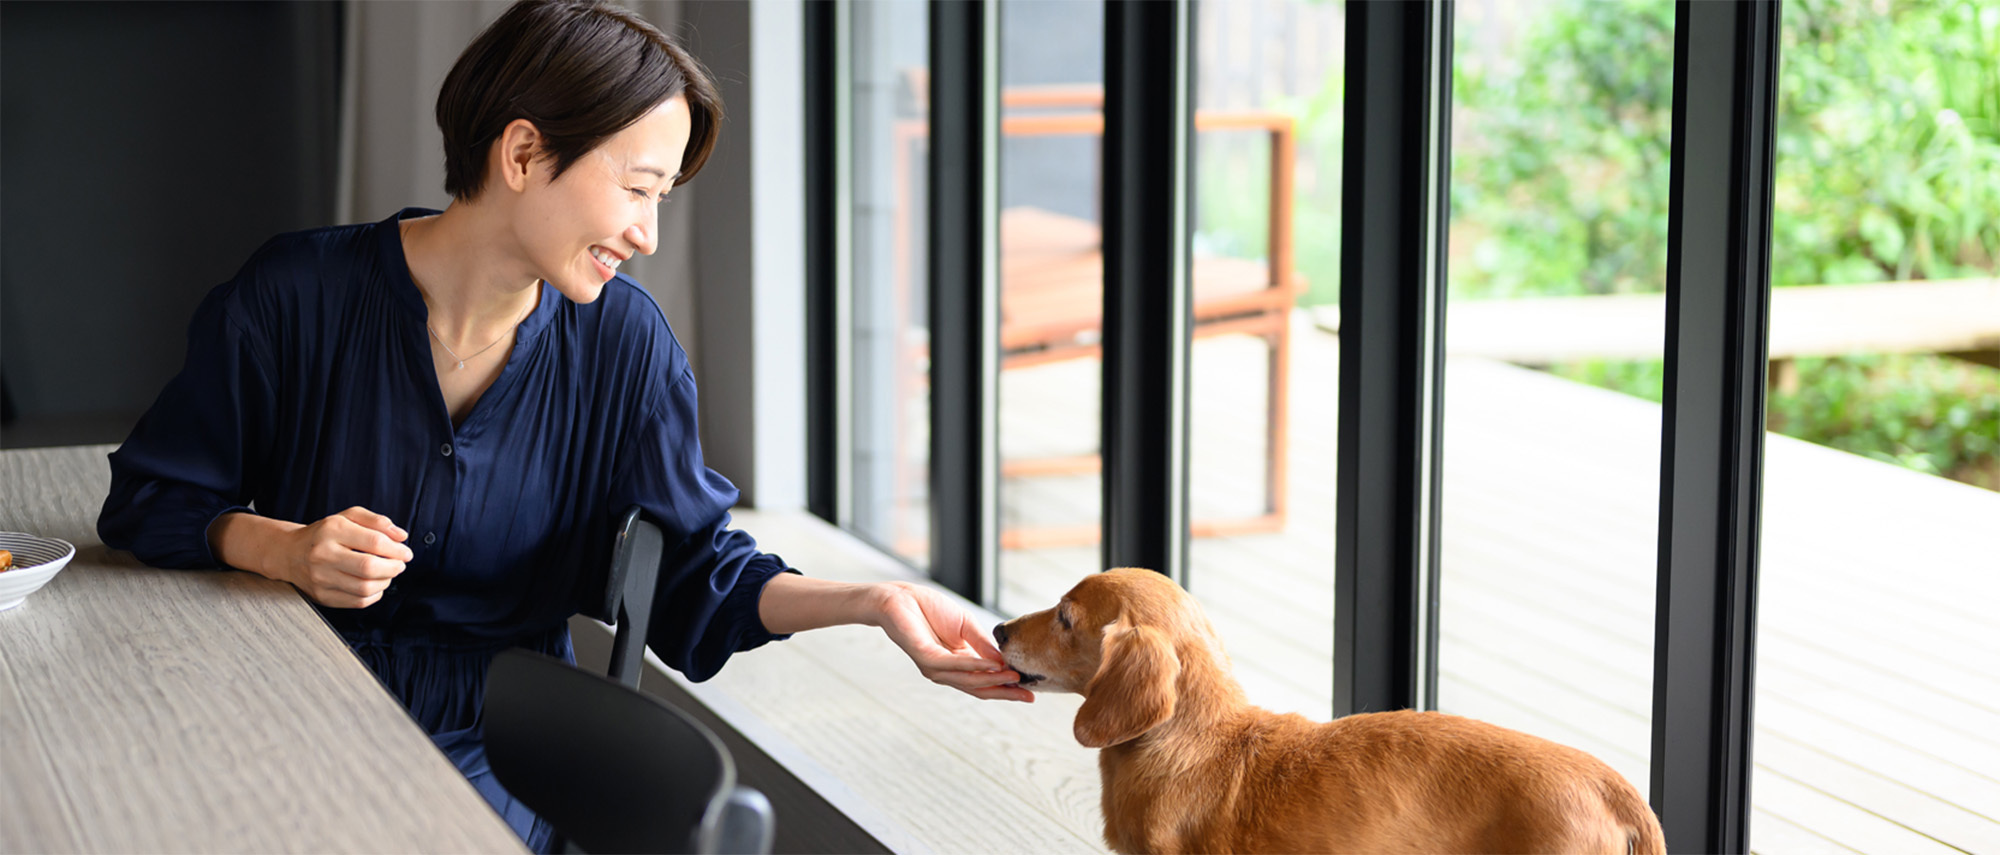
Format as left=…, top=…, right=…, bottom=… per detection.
left=994, top=568, right=1665, bottom=855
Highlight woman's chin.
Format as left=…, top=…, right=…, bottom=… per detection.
left=552, top=277, right=608, bottom=304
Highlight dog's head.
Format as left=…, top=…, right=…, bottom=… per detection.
left=994, top=567, right=1221, bottom=748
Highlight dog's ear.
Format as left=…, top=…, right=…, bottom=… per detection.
left=1074, top=622, right=1181, bottom=748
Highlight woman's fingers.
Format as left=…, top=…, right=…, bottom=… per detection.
left=339, top=506, right=409, bottom=542
left=876, top=583, right=1033, bottom=702
left=309, top=555, right=398, bottom=597
left=961, top=625, right=1006, bottom=665
left=281, top=509, right=411, bottom=608
left=924, top=666, right=1022, bottom=690
left=923, top=667, right=1034, bottom=703
left=964, top=685, right=1036, bottom=703
left=331, top=514, right=415, bottom=562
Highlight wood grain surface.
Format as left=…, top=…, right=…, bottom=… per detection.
left=0, top=445, right=526, bottom=854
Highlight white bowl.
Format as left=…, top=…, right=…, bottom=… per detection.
left=0, top=532, right=77, bottom=612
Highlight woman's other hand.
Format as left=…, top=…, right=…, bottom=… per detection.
left=211, top=507, right=412, bottom=608
left=868, top=581, right=1035, bottom=703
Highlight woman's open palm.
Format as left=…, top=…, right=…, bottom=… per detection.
left=873, top=582, right=1034, bottom=703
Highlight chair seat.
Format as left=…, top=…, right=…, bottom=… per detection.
left=999, top=207, right=1300, bottom=354
left=483, top=649, right=775, bottom=855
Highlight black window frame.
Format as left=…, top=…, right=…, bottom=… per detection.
left=805, top=2, right=1783, bottom=848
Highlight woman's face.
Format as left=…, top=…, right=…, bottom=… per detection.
left=512, top=94, right=693, bottom=304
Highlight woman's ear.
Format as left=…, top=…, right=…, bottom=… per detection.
left=495, top=118, right=544, bottom=193
left=1074, top=623, right=1180, bottom=748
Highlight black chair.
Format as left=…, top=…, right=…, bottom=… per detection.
left=593, top=505, right=664, bottom=689
left=482, top=508, right=775, bottom=854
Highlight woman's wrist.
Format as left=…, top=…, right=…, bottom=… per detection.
left=756, top=573, right=891, bottom=635
left=209, top=511, right=300, bottom=583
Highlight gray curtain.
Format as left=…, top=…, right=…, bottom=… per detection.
left=335, top=0, right=702, bottom=360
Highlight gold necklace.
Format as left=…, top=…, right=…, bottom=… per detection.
left=427, top=300, right=531, bottom=370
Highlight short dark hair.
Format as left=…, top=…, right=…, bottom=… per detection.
left=436, top=0, right=723, bottom=201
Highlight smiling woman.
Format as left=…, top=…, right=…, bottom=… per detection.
left=92, top=2, right=1029, bottom=853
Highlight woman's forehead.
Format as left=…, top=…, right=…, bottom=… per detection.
left=593, top=97, right=692, bottom=176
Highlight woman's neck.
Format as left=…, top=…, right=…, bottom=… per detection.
left=400, top=203, right=542, bottom=345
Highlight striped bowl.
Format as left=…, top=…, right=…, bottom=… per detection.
left=0, top=532, right=77, bottom=612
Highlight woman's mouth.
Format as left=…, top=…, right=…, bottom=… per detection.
left=588, top=246, right=623, bottom=281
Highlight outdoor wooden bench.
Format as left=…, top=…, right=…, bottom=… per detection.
left=1312, top=278, right=2000, bottom=390
left=897, top=84, right=1306, bottom=549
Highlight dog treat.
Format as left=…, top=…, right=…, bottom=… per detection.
left=0, top=549, right=12, bottom=572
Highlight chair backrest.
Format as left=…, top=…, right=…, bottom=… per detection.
left=484, top=649, right=775, bottom=854
left=587, top=506, right=663, bottom=689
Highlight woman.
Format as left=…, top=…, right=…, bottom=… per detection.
left=96, top=1, right=1031, bottom=850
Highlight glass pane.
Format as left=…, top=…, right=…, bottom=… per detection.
left=1186, top=0, right=1344, bottom=718
left=993, top=0, right=1106, bottom=616
left=849, top=0, right=930, bottom=568
left=1441, top=0, right=1676, bottom=798
left=1752, top=2, right=2000, bottom=850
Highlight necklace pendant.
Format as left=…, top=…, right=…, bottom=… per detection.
left=455, top=359, right=466, bottom=370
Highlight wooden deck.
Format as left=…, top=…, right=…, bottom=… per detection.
left=994, top=311, right=2000, bottom=855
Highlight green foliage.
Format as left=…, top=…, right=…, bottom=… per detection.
left=1768, top=355, right=2000, bottom=489
left=1452, top=0, right=2000, bottom=489
left=1195, top=62, right=1345, bottom=307
left=1772, top=0, right=2000, bottom=285
left=1448, top=0, right=2000, bottom=294
left=1450, top=0, right=1677, bottom=300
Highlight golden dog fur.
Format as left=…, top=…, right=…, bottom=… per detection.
left=995, top=568, right=1666, bottom=855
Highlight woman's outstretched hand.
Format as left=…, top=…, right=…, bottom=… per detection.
left=867, top=581, right=1035, bottom=703
left=757, top=574, right=1034, bottom=702
left=211, top=506, right=412, bottom=608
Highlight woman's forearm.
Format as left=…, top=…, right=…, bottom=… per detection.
left=208, top=511, right=301, bottom=582
left=756, top=572, right=887, bottom=635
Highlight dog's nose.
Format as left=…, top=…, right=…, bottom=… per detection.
left=992, top=622, right=1010, bottom=648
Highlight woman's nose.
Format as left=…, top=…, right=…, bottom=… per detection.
left=625, top=220, right=657, bottom=257
left=992, top=622, right=1010, bottom=648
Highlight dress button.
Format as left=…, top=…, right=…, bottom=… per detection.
left=441, top=443, right=453, bottom=457
left=423, top=532, right=437, bottom=546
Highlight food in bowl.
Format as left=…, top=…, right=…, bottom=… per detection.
left=0, top=549, right=11, bottom=572
left=0, top=534, right=77, bottom=611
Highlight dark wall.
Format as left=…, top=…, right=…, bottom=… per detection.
left=1, top=1, right=342, bottom=447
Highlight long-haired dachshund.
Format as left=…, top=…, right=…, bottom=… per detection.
left=994, top=568, right=1666, bottom=854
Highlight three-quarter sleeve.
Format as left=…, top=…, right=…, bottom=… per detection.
left=98, top=279, right=276, bottom=569
left=611, top=367, right=797, bottom=682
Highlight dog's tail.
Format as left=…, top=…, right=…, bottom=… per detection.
left=1601, top=775, right=1667, bottom=855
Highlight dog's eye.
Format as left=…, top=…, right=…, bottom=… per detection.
left=1057, top=607, right=1072, bottom=630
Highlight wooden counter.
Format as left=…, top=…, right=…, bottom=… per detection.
left=0, top=445, right=527, bottom=854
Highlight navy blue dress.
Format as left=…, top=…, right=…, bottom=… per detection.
left=98, top=208, right=796, bottom=852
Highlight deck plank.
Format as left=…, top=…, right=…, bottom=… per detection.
left=1751, top=808, right=1864, bottom=855
left=1753, top=772, right=1969, bottom=855
left=1755, top=734, right=2000, bottom=852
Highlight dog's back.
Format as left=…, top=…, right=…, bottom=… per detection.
left=1229, top=710, right=1664, bottom=854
